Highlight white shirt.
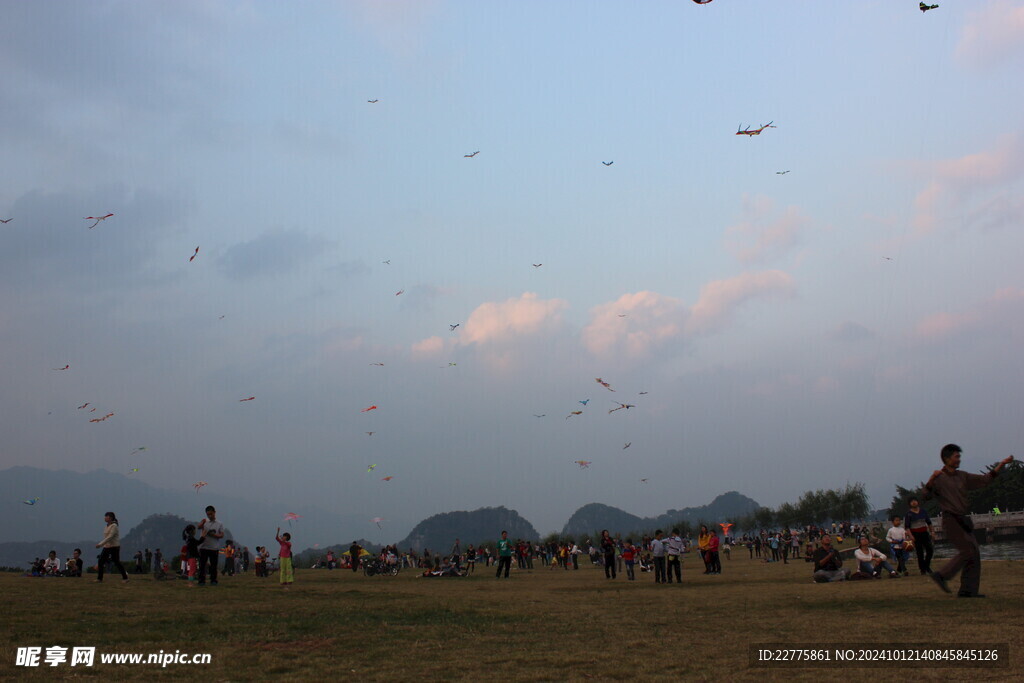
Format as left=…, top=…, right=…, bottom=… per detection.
left=664, top=535, right=684, bottom=555
left=199, top=518, right=225, bottom=551
left=885, top=527, right=907, bottom=544
left=854, top=547, right=887, bottom=563
left=650, top=538, right=666, bottom=557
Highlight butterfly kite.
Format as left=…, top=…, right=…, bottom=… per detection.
left=84, top=213, right=114, bottom=229
left=574, top=460, right=592, bottom=469
left=595, top=378, right=615, bottom=392
left=193, top=481, right=208, bottom=493
left=23, top=498, right=40, bottom=505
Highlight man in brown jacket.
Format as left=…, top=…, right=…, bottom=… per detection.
left=923, top=444, right=1013, bottom=598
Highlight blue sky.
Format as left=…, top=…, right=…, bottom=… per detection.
left=2, top=1, right=1022, bottom=541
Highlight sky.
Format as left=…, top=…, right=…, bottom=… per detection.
left=2, top=0, right=1022, bottom=540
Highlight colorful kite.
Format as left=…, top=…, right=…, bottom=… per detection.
left=193, top=481, right=208, bottom=493
left=608, top=402, right=635, bottom=414
left=366, top=464, right=377, bottom=473
left=77, top=402, right=90, bottom=410
left=736, top=121, right=775, bottom=137
left=566, top=411, right=583, bottom=419
left=89, top=412, right=114, bottom=423
left=595, top=378, right=615, bottom=392
left=920, top=2, right=938, bottom=11
left=127, top=468, right=140, bottom=474
left=574, top=460, right=592, bottom=468
left=381, top=476, right=394, bottom=481
left=23, top=498, right=40, bottom=505
left=371, top=517, right=385, bottom=528
left=719, top=523, right=734, bottom=537
left=53, top=365, right=70, bottom=371
left=361, top=405, right=378, bottom=412
left=189, top=246, right=200, bottom=262
left=84, top=213, right=114, bottom=228
left=283, top=512, right=301, bottom=527
left=239, top=396, right=255, bottom=402
left=578, top=399, right=590, bottom=406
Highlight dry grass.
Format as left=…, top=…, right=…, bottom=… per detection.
left=2, top=550, right=1022, bottom=680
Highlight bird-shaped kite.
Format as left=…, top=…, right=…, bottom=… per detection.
left=370, top=362, right=384, bottom=366
left=609, top=402, right=635, bottom=414
left=450, top=324, right=460, bottom=331
left=84, top=213, right=114, bottom=228
left=23, top=497, right=40, bottom=505
left=382, top=259, right=390, bottom=264
left=127, top=468, right=140, bottom=474
left=566, top=411, right=583, bottom=419
left=381, top=476, right=394, bottom=482
left=640, top=478, right=648, bottom=483
left=533, top=414, right=546, bottom=418
left=53, top=365, right=70, bottom=371
left=595, top=378, right=615, bottom=392
left=395, top=290, right=404, bottom=296
left=129, top=447, right=147, bottom=456
left=776, top=170, right=790, bottom=175
left=239, top=396, right=255, bottom=402
left=193, top=481, right=208, bottom=493
left=77, top=402, right=90, bottom=410
left=366, top=431, right=375, bottom=436
left=464, top=151, right=480, bottom=158
left=920, top=2, right=938, bottom=11
left=0, top=218, right=12, bottom=223
left=693, top=0, right=712, bottom=4
left=366, top=464, right=377, bottom=473
left=371, top=517, right=384, bottom=529
left=638, top=391, right=649, bottom=395
left=574, top=460, right=592, bottom=468
left=578, top=399, right=590, bottom=406
left=736, top=121, right=775, bottom=137
left=189, top=246, right=200, bottom=262
left=361, top=405, right=378, bottom=412
left=623, top=442, right=631, bottom=449
left=368, top=99, right=379, bottom=103
left=532, top=263, right=543, bottom=268
left=89, top=412, right=114, bottom=423
left=602, top=161, right=614, bottom=166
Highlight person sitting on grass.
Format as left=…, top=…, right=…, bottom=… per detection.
left=853, top=537, right=899, bottom=578
left=43, top=551, right=61, bottom=576
left=812, top=535, right=850, bottom=583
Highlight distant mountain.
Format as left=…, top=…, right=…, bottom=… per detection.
left=561, top=492, right=761, bottom=537
left=396, top=506, right=539, bottom=552
left=1, top=466, right=405, bottom=551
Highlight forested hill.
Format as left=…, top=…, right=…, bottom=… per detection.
left=396, top=506, right=539, bottom=552
left=561, top=492, right=761, bottom=537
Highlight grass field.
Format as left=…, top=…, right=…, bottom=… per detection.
left=4, top=550, right=1022, bottom=681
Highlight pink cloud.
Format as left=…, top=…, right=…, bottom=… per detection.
left=582, top=272, right=795, bottom=359
left=913, top=135, right=1024, bottom=234
left=687, top=270, right=796, bottom=335
left=410, top=335, right=449, bottom=357
left=461, top=292, right=569, bottom=346
left=911, top=287, right=1024, bottom=343
left=725, top=195, right=810, bottom=264
left=956, top=1, right=1024, bottom=69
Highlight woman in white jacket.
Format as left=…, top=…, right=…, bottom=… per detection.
left=95, top=511, right=129, bottom=583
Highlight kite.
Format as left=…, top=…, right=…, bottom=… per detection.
left=381, top=476, right=394, bottom=481
left=127, top=468, right=140, bottom=474
left=84, top=213, right=114, bottom=228
left=595, top=378, right=615, bottom=392
left=53, top=365, right=70, bottom=371
left=719, top=523, right=734, bottom=537
left=371, top=517, right=384, bottom=529
left=608, top=402, right=635, bottom=414
left=193, top=481, right=208, bottom=493
left=638, top=391, right=649, bottom=395
left=736, top=121, right=775, bottom=137
left=283, top=512, right=302, bottom=527
left=382, top=260, right=390, bottom=264
left=361, top=405, right=378, bottom=412
left=23, top=498, right=40, bottom=505
left=920, top=2, right=938, bottom=11
left=368, top=99, right=379, bottom=103
left=776, top=170, right=790, bottom=175
left=883, top=256, right=893, bottom=261
left=370, top=362, right=384, bottom=366
left=574, top=460, right=592, bottom=468
left=189, top=246, right=200, bottom=262
left=601, top=161, right=614, bottom=166
left=693, top=0, right=713, bottom=4
left=239, top=396, right=255, bottom=402
left=366, top=431, right=375, bottom=436
left=533, top=414, right=546, bottom=418
left=0, top=218, right=12, bottom=223
left=395, top=290, right=404, bottom=296
left=449, top=324, right=460, bottom=331
left=464, top=151, right=480, bottom=158
left=566, top=411, right=583, bottom=419
left=578, top=399, right=590, bottom=406
left=639, top=478, right=648, bottom=483
left=129, top=447, right=147, bottom=456
left=367, top=464, right=377, bottom=473
left=77, top=403, right=90, bottom=410
left=623, top=442, right=631, bottom=449
left=617, top=314, right=627, bottom=318
left=441, top=362, right=457, bottom=367
left=89, top=412, right=114, bottom=423
left=533, top=263, right=542, bottom=268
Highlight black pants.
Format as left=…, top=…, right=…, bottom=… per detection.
left=708, top=551, right=721, bottom=573
left=97, top=547, right=128, bottom=581
left=198, top=548, right=219, bottom=584
left=496, top=556, right=511, bottom=578
left=653, top=556, right=666, bottom=583
left=603, top=553, right=616, bottom=578
left=911, top=530, right=934, bottom=574
left=666, top=556, right=681, bottom=583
